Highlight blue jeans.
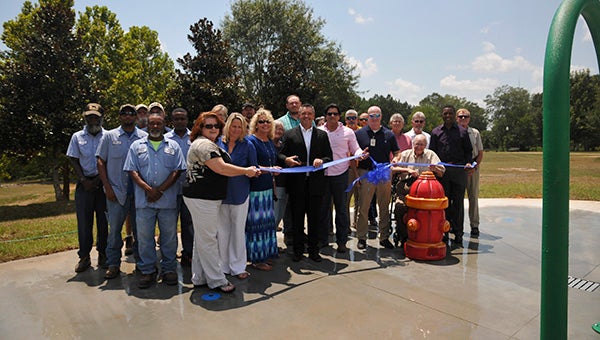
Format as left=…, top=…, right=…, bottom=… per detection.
left=320, top=171, right=350, bottom=245
left=136, top=207, right=178, bottom=274
left=105, top=194, right=137, bottom=268
left=75, top=181, right=108, bottom=259
left=177, top=195, right=194, bottom=257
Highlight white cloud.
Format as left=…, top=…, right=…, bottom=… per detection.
left=440, top=75, right=499, bottom=93
left=472, top=53, right=536, bottom=73
left=386, top=78, right=424, bottom=105
left=482, top=41, right=495, bottom=53
left=348, top=8, right=373, bottom=24
left=345, top=55, right=378, bottom=77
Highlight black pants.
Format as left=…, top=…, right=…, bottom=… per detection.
left=439, top=167, right=467, bottom=237
left=289, top=180, right=323, bottom=256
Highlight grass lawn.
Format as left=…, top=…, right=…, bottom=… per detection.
left=1, top=151, right=599, bottom=263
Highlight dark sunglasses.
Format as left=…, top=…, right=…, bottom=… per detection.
left=119, top=111, right=136, bottom=116
left=369, top=113, right=381, bottom=118
left=359, top=118, right=368, bottom=121
left=203, top=124, right=220, bottom=130
left=413, top=120, right=424, bottom=123
left=457, top=115, right=470, bottom=119
left=326, top=112, right=340, bottom=116
left=346, top=116, right=357, bottom=120
left=257, top=120, right=271, bottom=124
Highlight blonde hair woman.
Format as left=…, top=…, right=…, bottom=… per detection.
left=245, top=109, right=279, bottom=271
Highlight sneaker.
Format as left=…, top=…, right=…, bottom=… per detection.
left=97, top=252, right=107, bottom=269
left=471, top=227, right=480, bottom=237
left=105, top=266, right=120, bottom=279
left=75, top=257, right=91, bottom=273
left=379, top=239, right=394, bottom=249
left=138, top=272, right=156, bottom=289
left=357, top=239, right=367, bottom=250
left=124, top=235, right=133, bottom=256
left=162, top=272, right=178, bottom=286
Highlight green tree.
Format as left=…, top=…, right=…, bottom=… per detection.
left=569, top=69, right=600, bottom=151
left=168, top=18, right=241, bottom=120
left=75, top=5, right=124, bottom=127
left=0, top=0, right=84, bottom=200
left=484, top=85, right=537, bottom=151
left=222, top=0, right=359, bottom=116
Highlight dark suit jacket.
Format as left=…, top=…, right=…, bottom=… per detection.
left=278, top=125, right=332, bottom=196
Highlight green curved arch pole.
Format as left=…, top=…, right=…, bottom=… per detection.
left=542, top=0, right=600, bottom=338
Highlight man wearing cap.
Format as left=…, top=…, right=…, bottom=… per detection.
left=67, top=103, right=108, bottom=273
left=344, top=109, right=361, bottom=231
left=124, top=113, right=186, bottom=288
left=241, top=102, right=256, bottom=125
left=97, top=104, right=148, bottom=279
left=164, top=108, right=194, bottom=266
left=147, top=102, right=172, bottom=133
left=135, top=104, right=149, bottom=130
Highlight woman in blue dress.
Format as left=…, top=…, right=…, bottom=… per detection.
left=246, top=109, right=279, bottom=271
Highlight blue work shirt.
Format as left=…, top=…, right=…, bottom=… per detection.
left=96, top=126, right=148, bottom=205
left=123, top=136, right=186, bottom=209
left=164, top=129, right=191, bottom=195
left=217, top=136, right=257, bottom=205
left=66, top=126, right=106, bottom=177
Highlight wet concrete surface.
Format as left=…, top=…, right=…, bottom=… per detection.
left=0, top=199, right=599, bottom=339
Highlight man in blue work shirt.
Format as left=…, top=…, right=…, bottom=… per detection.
left=67, top=103, right=108, bottom=273
left=97, top=104, right=148, bottom=280
left=124, top=113, right=186, bottom=288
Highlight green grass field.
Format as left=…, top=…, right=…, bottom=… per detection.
left=1, top=152, right=599, bottom=263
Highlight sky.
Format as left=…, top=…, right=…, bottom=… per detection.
left=1, top=0, right=598, bottom=107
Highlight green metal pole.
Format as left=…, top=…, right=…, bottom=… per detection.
left=542, top=0, right=600, bottom=338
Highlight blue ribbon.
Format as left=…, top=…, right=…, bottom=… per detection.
left=258, top=154, right=364, bottom=173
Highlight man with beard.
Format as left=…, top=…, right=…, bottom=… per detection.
left=164, top=108, right=194, bottom=266
left=97, top=104, right=148, bottom=279
left=124, top=113, right=186, bottom=288
left=67, top=103, right=108, bottom=273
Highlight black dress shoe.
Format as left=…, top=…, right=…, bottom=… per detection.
left=471, top=227, right=480, bottom=237
left=379, top=239, right=394, bottom=249
left=337, top=243, right=348, bottom=253
left=309, top=253, right=322, bottom=262
left=357, top=239, right=367, bottom=249
left=454, top=235, right=463, bottom=247
left=292, top=253, right=303, bottom=262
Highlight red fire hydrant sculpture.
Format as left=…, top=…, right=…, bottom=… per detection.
left=403, top=171, right=450, bottom=260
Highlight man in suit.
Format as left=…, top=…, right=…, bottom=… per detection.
left=279, top=104, right=333, bottom=262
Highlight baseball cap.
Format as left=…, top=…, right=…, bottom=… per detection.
left=242, top=102, right=255, bottom=110
left=119, top=104, right=136, bottom=113
left=148, top=102, right=164, bottom=113
left=135, top=104, right=148, bottom=112
left=83, top=103, right=103, bottom=116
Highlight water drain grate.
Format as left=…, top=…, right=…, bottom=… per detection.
left=568, top=276, right=599, bottom=292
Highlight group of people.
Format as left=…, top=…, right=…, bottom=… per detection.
left=67, top=94, right=483, bottom=292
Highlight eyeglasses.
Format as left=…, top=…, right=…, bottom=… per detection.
left=413, top=120, right=424, bottom=123
left=257, top=120, right=271, bottom=124
left=326, top=112, right=340, bottom=116
left=203, top=124, right=220, bottom=130
left=359, top=118, right=368, bottom=121
left=119, top=111, right=136, bottom=116
left=457, top=115, right=470, bottom=119
left=346, top=116, right=357, bottom=120
left=369, top=113, right=381, bottom=118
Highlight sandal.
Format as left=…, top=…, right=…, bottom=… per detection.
left=216, top=282, right=235, bottom=293
left=237, top=272, right=250, bottom=279
left=251, top=262, right=272, bottom=271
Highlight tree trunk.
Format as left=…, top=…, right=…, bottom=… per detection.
left=62, top=159, right=70, bottom=200
left=51, top=156, right=70, bottom=202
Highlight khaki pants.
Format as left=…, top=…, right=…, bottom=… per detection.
left=466, top=167, right=480, bottom=228
left=355, top=169, right=391, bottom=241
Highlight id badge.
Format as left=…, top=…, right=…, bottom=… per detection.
left=370, top=138, right=376, bottom=147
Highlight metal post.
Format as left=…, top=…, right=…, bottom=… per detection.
left=542, top=0, right=600, bottom=338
